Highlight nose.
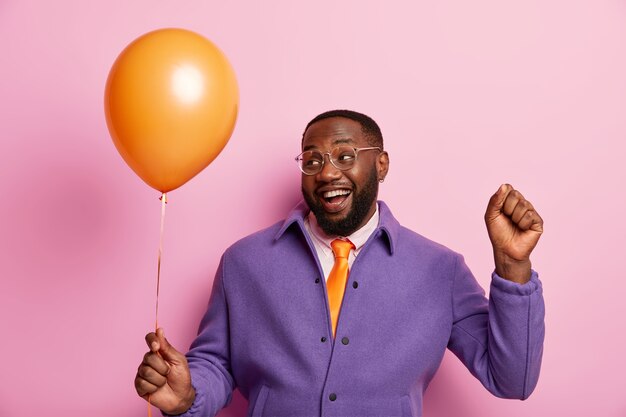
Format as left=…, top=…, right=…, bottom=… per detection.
left=317, top=153, right=342, bottom=182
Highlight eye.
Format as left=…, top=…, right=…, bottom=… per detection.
left=301, top=152, right=323, bottom=167
left=305, top=159, right=322, bottom=167
left=337, top=152, right=355, bottom=162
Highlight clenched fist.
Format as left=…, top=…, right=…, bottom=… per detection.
left=485, top=184, right=544, bottom=284
left=135, top=328, right=196, bottom=415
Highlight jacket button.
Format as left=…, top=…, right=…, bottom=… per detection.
left=341, top=337, right=349, bottom=345
left=315, top=278, right=320, bottom=284
left=321, top=337, right=327, bottom=342
left=329, top=393, right=337, bottom=401
left=352, top=281, right=358, bottom=289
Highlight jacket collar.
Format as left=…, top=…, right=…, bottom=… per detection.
left=274, top=200, right=398, bottom=255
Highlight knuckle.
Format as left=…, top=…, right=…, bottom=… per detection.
left=524, top=201, right=535, bottom=210
left=137, top=365, right=151, bottom=379
left=138, top=378, right=154, bottom=395
left=135, top=377, right=148, bottom=395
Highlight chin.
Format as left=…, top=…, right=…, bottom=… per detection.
left=313, top=204, right=365, bottom=237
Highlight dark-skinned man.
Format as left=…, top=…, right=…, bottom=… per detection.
left=135, top=110, right=545, bottom=417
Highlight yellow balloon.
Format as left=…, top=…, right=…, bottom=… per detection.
left=105, top=28, right=239, bottom=193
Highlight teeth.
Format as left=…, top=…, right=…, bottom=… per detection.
left=323, top=189, right=351, bottom=198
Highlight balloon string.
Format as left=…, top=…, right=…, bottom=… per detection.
left=148, top=192, right=168, bottom=417
left=156, top=192, right=167, bottom=331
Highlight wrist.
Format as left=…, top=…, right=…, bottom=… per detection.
left=493, top=251, right=531, bottom=284
left=168, top=387, right=196, bottom=416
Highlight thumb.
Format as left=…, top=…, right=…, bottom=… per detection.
left=485, top=184, right=510, bottom=221
left=155, top=328, right=184, bottom=364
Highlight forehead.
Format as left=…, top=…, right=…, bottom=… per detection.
left=302, top=117, right=367, bottom=150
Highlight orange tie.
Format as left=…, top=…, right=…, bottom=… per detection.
left=327, top=239, right=355, bottom=338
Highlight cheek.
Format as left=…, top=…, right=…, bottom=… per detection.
left=301, top=176, right=315, bottom=194
left=343, top=169, right=362, bottom=188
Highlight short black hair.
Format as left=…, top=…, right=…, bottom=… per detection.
left=302, top=109, right=384, bottom=149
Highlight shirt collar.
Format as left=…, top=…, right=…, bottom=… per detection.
left=275, top=200, right=398, bottom=254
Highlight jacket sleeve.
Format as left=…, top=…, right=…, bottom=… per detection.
left=447, top=254, right=545, bottom=399
left=164, top=255, right=235, bottom=417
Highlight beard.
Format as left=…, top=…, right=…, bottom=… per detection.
left=302, top=169, right=379, bottom=237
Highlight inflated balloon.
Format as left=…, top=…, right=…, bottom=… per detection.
left=105, top=28, right=238, bottom=192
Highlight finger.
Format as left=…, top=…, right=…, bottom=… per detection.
left=155, top=328, right=186, bottom=365
left=485, top=184, right=512, bottom=220
left=511, top=199, right=534, bottom=225
left=518, top=209, right=544, bottom=232
left=142, top=351, right=171, bottom=376
left=502, top=189, right=525, bottom=217
left=529, top=210, right=544, bottom=233
left=516, top=210, right=534, bottom=230
left=137, top=363, right=168, bottom=387
left=135, top=375, right=160, bottom=397
left=145, top=332, right=160, bottom=352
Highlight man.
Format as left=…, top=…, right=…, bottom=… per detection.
left=135, top=110, right=545, bottom=417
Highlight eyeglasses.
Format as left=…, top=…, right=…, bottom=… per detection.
left=295, top=146, right=381, bottom=175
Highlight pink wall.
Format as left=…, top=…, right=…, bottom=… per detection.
left=1, top=1, right=625, bottom=416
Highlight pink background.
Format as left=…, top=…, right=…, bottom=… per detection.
left=1, top=1, right=625, bottom=416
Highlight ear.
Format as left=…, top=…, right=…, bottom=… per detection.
left=376, top=151, right=389, bottom=182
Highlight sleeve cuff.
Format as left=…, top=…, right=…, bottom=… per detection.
left=491, top=269, right=542, bottom=296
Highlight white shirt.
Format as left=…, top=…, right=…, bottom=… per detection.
left=304, top=204, right=380, bottom=281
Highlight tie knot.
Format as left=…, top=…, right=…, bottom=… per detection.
left=331, top=239, right=354, bottom=259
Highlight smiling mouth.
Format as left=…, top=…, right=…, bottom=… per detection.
left=318, top=188, right=352, bottom=213
left=323, top=189, right=351, bottom=202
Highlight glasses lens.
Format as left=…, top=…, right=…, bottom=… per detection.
left=299, top=150, right=324, bottom=174
left=331, top=146, right=357, bottom=170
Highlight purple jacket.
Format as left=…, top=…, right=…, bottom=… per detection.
left=178, top=201, right=544, bottom=417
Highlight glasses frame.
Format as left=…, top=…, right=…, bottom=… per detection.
left=295, top=146, right=381, bottom=175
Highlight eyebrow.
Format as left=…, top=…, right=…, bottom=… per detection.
left=303, top=138, right=355, bottom=151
